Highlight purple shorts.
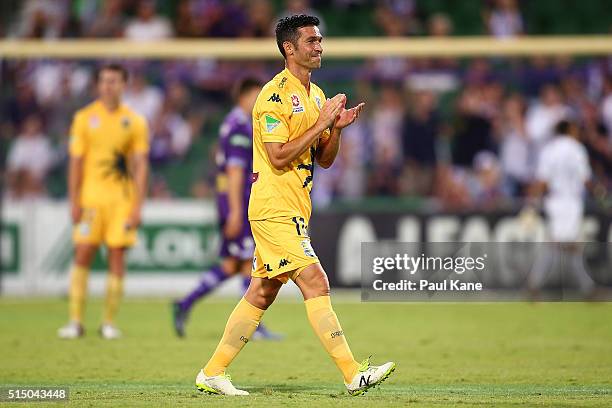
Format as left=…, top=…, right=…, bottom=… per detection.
left=218, top=219, right=254, bottom=261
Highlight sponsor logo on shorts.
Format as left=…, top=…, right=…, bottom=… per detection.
left=278, top=258, right=291, bottom=268
left=264, top=263, right=273, bottom=272
left=252, top=255, right=257, bottom=271
left=301, top=240, right=316, bottom=258
left=240, top=335, right=249, bottom=344
left=78, top=222, right=91, bottom=237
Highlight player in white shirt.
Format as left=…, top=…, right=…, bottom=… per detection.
left=527, top=120, right=596, bottom=298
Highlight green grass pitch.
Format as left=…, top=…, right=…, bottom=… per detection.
left=1, top=296, right=611, bottom=407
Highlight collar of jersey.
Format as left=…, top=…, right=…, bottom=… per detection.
left=282, top=67, right=309, bottom=91
left=94, top=100, right=125, bottom=115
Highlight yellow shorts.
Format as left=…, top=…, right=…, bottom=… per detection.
left=73, top=201, right=137, bottom=248
left=250, top=216, right=319, bottom=284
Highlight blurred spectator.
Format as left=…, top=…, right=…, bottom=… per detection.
left=124, top=0, right=173, bottom=41
left=123, top=73, right=163, bottom=124
left=526, top=84, right=570, bottom=148
left=374, top=0, right=419, bottom=36
left=2, top=80, right=41, bottom=131
left=30, top=61, right=90, bottom=107
left=582, top=100, right=612, bottom=190
left=371, top=84, right=404, bottom=167
left=12, top=0, right=69, bottom=39
left=483, top=0, right=524, bottom=38
left=469, top=151, right=505, bottom=208
left=277, top=0, right=326, bottom=34
left=149, top=99, right=193, bottom=165
left=434, top=164, right=472, bottom=210
left=185, top=0, right=250, bottom=37
left=312, top=120, right=368, bottom=206
left=6, top=115, right=55, bottom=199
left=451, top=87, right=495, bottom=167
left=497, top=94, right=531, bottom=197
left=406, top=13, right=459, bottom=93
left=401, top=90, right=439, bottom=195
left=601, top=75, right=612, bottom=141
left=367, top=84, right=405, bottom=195
left=520, top=57, right=562, bottom=97
left=174, top=0, right=201, bottom=37
left=85, top=0, right=125, bottom=38
left=242, top=0, right=274, bottom=37
left=149, top=111, right=191, bottom=164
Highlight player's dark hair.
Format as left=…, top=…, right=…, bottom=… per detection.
left=275, top=14, right=320, bottom=58
left=95, top=63, right=129, bottom=82
left=554, top=119, right=576, bottom=136
left=233, top=77, right=263, bottom=101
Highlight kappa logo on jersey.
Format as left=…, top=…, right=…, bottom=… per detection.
left=278, top=258, right=291, bottom=268
left=267, top=93, right=282, bottom=103
left=265, top=115, right=281, bottom=132
left=314, top=96, right=321, bottom=108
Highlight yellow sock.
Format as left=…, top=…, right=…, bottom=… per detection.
left=203, top=298, right=264, bottom=376
left=103, top=274, right=124, bottom=324
left=69, top=265, right=89, bottom=323
left=305, top=295, right=360, bottom=383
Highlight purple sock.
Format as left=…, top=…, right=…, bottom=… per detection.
left=241, top=276, right=251, bottom=295
left=179, top=265, right=228, bottom=312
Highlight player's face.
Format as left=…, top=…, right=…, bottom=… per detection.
left=292, top=26, right=323, bottom=69
left=97, top=70, right=126, bottom=103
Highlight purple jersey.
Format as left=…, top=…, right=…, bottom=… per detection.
left=215, top=106, right=254, bottom=260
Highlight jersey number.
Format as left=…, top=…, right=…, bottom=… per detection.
left=292, top=216, right=308, bottom=237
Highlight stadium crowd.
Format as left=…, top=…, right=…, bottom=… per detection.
left=1, top=0, right=611, bottom=211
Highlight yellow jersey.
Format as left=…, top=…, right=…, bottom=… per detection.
left=248, top=68, right=330, bottom=222
left=69, top=100, right=149, bottom=206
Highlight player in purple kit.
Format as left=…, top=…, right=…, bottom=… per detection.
left=173, top=78, right=282, bottom=340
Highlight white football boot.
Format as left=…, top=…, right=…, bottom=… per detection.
left=345, top=357, right=396, bottom=396
left=99, top=324, right=122, bottom=340
left=57, top=321, right=84, bottom=339
left=195, top=370, right=249, bottom=396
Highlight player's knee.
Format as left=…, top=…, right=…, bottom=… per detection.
left=297, top=266, right=330, bottom=299
left=221, top=258, right=240, bottom=275
left=74, top=245, right=97, bottom=267
left=245, top=286, right=278, bottom=310
left=309, top=277, right=330, bottom=298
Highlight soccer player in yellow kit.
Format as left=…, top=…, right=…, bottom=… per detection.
left=58, top=64, right=149, bottom=340
left=196, top=15, right=395, bottom=396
